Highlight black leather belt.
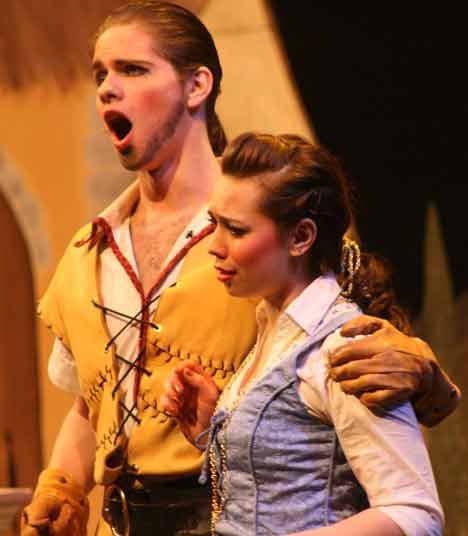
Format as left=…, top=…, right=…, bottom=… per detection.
left=102, top=475, right=209, bottom=536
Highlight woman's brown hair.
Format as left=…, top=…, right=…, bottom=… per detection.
left=93, top=0, right=226, bottom=156
left=222, top=132, right=411, bottom=334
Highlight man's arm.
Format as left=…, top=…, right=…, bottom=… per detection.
left=21, top=396, right=95, bottom=536
left=48, top=396, right=96, bottom=493
left=328, top=315, right=461, bottom=427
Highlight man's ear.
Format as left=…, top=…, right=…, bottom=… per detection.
left=185, top=66, right=213, bottom=110
left=289, top=218, right=317, bottom=257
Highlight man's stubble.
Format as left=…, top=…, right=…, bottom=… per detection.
left=118, top=98, right=186, bottom=172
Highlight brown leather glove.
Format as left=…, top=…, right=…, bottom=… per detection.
left=328, top=315, right=461, bottom=426
left=21, top=468, right=89, bottom=536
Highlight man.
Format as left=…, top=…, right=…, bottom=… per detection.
left=21, top=2, right=459, bottom=535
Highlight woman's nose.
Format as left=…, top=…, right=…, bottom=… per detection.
left=208, top=228, right=227, bottom=259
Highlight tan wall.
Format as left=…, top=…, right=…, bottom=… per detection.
left=0, top=83, right=90, bottom=461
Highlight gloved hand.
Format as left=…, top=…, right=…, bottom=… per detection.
left=21, top=468, right=89, bottom=536
left=328, top=315, right=460, bottom=426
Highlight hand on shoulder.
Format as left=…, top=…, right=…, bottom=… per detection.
left=325, top=315, right=460, bottom=425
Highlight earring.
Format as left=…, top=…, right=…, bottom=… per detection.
left=340, top=238, right=361, bottom=297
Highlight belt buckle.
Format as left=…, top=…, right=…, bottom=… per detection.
left=102, top=484, right=130, bottom=536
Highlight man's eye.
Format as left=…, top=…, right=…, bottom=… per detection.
left=94, top=70, right=107, bottom=86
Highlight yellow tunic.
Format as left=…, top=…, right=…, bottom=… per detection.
left=38, top=222, right=258, bottom=485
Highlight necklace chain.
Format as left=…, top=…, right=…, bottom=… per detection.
left=208, top=343, right=258, bottom=534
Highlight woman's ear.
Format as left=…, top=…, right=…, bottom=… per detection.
left=289, top=218, right=317, bottom=257
left=185, top=66, right=213, bottom=110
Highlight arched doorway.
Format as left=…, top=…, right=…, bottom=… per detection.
left=0, top=190, right=42, bottom=488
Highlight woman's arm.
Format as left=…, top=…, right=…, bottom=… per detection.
left=298, top=330, right=444, bottom=536
left=289, top=508, right=404, bottom=535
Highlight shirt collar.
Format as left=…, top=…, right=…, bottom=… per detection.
left=97, top=179, right=211, bottom=236
left=285, top=272, right=342, bottom=336
left=98, top=179, right=140, bottom=229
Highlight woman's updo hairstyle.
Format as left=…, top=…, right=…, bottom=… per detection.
left=221, top=132, right=411, bottom=334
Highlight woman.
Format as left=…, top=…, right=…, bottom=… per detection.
left=161, top=133, right=443, bottom=535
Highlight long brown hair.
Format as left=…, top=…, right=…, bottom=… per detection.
left=94, top=1, right=226, bottom=156
left=222, top=132, right=411, bottom=334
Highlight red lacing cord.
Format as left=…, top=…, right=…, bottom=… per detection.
left=81, top=216, right=215, bottom=403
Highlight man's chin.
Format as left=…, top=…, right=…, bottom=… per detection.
left=117, top=146, right=141, bottom=171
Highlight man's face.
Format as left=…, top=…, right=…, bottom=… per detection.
left=92, top=23, right=187, bottom=171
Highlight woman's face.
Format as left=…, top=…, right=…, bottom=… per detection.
left=208, top=175, right=301, bottom=308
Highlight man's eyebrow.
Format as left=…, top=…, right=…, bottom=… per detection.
left=92, top=58, right=152, bottom=71
left=115, top=59, right=153, bottom=68
left=91, top=59, right=103, bottom=71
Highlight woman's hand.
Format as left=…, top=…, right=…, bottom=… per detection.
left=160, top=362, right=220, bottom=446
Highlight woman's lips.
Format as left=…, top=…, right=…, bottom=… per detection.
left=215, top=266, right=236, bottom=282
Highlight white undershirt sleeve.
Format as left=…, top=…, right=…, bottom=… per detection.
left=48, top=338, right=81, bottom=394
left=298, top=330, right=444, bottom=536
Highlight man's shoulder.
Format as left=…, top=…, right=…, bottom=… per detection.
left=47, top=221, right=99, bottom=286
left=61, top=222, right=98, bottom=258
left=70, top=222, right=95, bottom=246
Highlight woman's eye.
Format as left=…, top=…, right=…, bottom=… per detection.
left=228, top=226, right=247, bottom=237
left=124, top=64, right=147, bottom=76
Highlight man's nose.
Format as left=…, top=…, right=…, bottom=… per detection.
left=97, top=74, right=123, bottom=104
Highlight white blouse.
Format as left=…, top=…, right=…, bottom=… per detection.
left=218, top=274, right=443, bottom=536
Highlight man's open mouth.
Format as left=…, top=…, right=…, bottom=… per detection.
left=104, top=111, right=133, bottom=141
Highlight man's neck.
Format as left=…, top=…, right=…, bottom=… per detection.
left=135, top=130, right=220, bottom=220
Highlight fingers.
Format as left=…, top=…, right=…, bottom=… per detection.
left=161, top=373, right=184, bottom=417
left=172, top=362, right=208, bottom=392
left=340, top=315, right=387, bottom=337
left=175, top=361, right=205, bottom=375
left=330, top=351, right=415, bottom=381
left=21, top=505, right=50, bottom=536
left=178, top=365, right=219, bottom=396
left=22, top=495, right=60, bottom=528
left=330, top=323, right=411, bottom=367
left=161, top=362, right=220, bottom=420
left=159, top=393, right=182, bottom=417
left=329, top=335, right=389, bottom=367
left=162, top=376, right=182, bottom=403
left=22, top=508, right=50, bottom=529
left=21, top=496, right=76, bottom=536
left=359, top=388, right=413, bottom=410
left=50, top=502, right=78, bottom=536
left=336, top=372, right=418, bottom=406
